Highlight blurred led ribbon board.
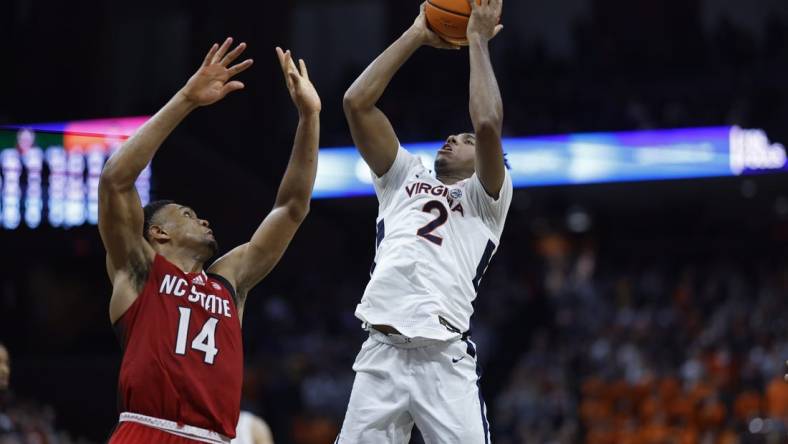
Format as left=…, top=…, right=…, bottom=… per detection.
left=2, top=123, right=784, bottom=229
left=313, top=126, right=787, bottom=199
left=0, top=117, right=150, bottom=230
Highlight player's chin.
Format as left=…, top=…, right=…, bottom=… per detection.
left=434, top=157, right=451, bottom=175
left=207, top=238, right=219, bottom=255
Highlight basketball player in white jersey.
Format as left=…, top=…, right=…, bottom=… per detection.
left=338, top=0, right=508, bottom=442
left=231, top=411, right=273, bottom=444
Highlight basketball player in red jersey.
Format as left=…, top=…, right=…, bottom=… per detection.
left=99, top=39, right=321, bottom=444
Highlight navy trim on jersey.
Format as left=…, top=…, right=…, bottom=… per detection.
left=206, top=273, right=239, bottom=308
left=465, top=338, right=489, bottom=443
left=477, top=369, right=490, bottom=444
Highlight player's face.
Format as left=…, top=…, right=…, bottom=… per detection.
left=435, top=133, right=476, bottom=179
left=0, top=345, right=9, bottom=391
left=156, top=205, right=218, bottom=256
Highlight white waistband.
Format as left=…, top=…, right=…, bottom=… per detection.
left=119, top=412, right=231, bottom=444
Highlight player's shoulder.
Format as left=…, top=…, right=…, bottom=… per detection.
left=465, top=168, right=513, bottom=196
left=396, top=146, right=428, bottom=168
left=206, top=272, right=239, bottom=303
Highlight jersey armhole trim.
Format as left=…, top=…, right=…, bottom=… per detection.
left=207, top=273, right=239, bottom=308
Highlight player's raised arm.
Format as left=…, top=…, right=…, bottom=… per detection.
left=208, top=48, right=320, bottom=316
left=467, top=0, right=505, bottom=198
left=343, top=3, right=460, bottom=177
left=99, top=38, right=252, bottom=314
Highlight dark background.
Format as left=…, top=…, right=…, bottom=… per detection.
left=1, top=0, right=787, bottom=443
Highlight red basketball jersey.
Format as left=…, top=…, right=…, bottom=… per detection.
left=113, top=254, right=243, bottom=438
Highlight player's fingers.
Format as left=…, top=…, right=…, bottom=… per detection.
left=212, top=37, right=233, bottom=64
left=440, top=41, right=462, bottom=50
left=283, top=69, right=294, bottom=91
left=298, top=59, right=309, bottom=80
left=277, top=50, right=294, bottom=89
left=276, top=48, right=294, bottom=88
left=275, top=47, right=288, bottom=73
left=221, top=80, right=245, bottom=97
left=431, top=33, right=461, bottom=49
left=467, top=0, right=477, bottom=10
left=286, top=51, right=299, bottom=73
left=288, top=71, right=301, bottom=87
left=283, top=50, right=292, bottom=70
left=221, top=42, right=247, bottom=67
left=228, top=59, right=254, bottom=77
left=203, top=43, right=219, bottom=67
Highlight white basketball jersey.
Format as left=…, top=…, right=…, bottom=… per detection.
left=231, top=411, right=254, bottom=444
left=355, top=147, right=513, bottom=340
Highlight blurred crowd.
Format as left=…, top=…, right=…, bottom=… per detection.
left=0, top=343, right=90, bottom=444
left=490, top=236, right=788, bottom=444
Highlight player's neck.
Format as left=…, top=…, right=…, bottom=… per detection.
left=436, top=172, right=466, bottom=186
left=156, top=245, right=206, bottom=274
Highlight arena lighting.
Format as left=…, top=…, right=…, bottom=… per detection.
left=313, top=126, right=787, bottom=198
left=2, top=122, right=786, bottom=230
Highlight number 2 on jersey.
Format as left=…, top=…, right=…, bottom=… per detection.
left=417, top=201, right=448, bottom=246
left=175, top=307, right=219, bottom=364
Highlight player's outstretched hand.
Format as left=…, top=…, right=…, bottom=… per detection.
left=467, top=0, right=504, bottom=42
left=180, top=38, right=254, bottom=107
left=276, top=47, right=321, bottom=115
left=411, top=2, right=462, bottom=50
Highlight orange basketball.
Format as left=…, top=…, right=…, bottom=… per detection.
left=425, top=0, right=480, bottom=46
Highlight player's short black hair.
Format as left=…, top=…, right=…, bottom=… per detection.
left=143, top=200, right=175, bottom=240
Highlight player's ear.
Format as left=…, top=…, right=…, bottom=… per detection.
left=149, top=224, right=171, bottom=242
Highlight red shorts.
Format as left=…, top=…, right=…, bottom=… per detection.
left=109, top=422, right=204, bottom=443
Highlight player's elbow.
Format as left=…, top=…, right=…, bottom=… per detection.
left=99, top=163, right=132, bottom=191
left=473, top=118, right=502, bottom=139
left=285, top=200, right=310, bottom=224
left=342, top=89, right=368, bottom=114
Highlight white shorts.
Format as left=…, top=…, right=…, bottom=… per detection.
left=336, top=331, right=491, bottom=444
